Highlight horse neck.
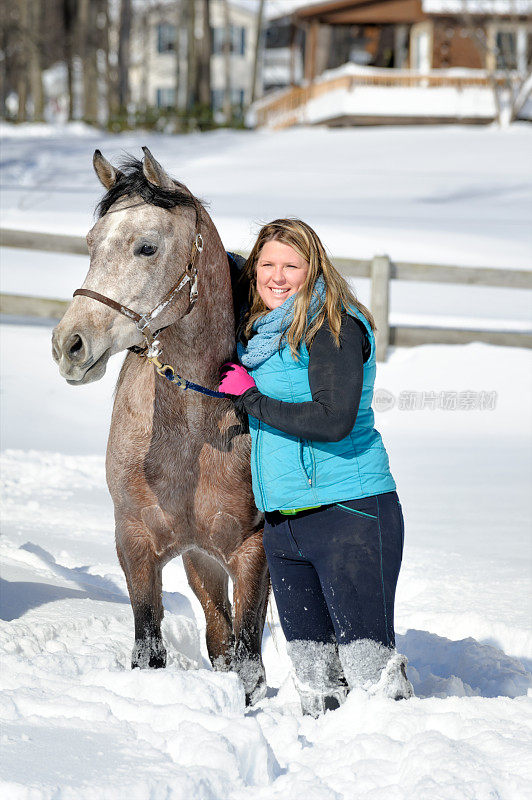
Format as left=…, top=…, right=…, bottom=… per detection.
left=157, top=213, right=235, bottom=387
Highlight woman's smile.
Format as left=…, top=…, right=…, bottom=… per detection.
left=256, top=240, right=310, bottom=310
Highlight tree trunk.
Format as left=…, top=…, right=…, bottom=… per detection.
left=101, top=0, right=116, bottom=123
left=78, top=0, right=99, bottom=124
left=28, top=0, right=44, bottom=121
left=197, top=0, right=211, bottom=108
left=510, top=69, right=532, bottom=123
left=186, top=0, right=197, bottom=111
left=16, top=0, right=29, bottom=121
left=63, top=0, right=76, bottom=120
left=16, top=72, right=28, bottom=122
left=251, top=0, right=264, bottom=103
left=175, top=0, right=182, bottom=111
left=117, top=0, right=131, bottom=112
left=222, top=0, right=231, bottom=121
left=78, top=0, right=89, bottom=121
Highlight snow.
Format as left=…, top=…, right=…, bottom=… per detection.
left=1, top=123, right=531, bottom=335
left=1, top=124, right=532, bottom=797
left=305, top=83, right=498, bottom=123
left=2, top=319, right=531, bottom=798
left=423, top=0, right=532, bottom=14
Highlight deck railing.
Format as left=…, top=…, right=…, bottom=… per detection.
left=255, top=70, right=510, bottom=129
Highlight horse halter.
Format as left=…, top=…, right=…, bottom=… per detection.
left=73, top=198, right=203, bottom=362
left=72, top=197, right=227, bottom=399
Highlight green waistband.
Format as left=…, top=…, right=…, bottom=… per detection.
left=279, top=504, right=322, bottom=515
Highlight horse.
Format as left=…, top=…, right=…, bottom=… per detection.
left=52, top=147, right=269, bottom=705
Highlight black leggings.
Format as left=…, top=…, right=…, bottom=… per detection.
left=263, top=491, right=404, bottom=650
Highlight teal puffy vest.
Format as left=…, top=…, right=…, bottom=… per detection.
left=247, top=306, right=396, bottom=512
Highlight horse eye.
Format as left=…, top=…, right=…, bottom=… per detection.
left=139, top=243, right=157, bottom=256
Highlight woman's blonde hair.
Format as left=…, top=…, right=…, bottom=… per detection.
left=239, top=218, right=375, bottom=359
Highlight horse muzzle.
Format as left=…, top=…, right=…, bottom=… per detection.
left=52, top=326, right=111, bottom=385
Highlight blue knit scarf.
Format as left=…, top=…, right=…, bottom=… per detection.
left=237, top=276, right=326, bottom=369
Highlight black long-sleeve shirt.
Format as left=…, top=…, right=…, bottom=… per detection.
left=234, top=315, right=370, bottom=443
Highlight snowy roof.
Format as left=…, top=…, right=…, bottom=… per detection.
left=265, top=0, right=321, bottom=20
left=266, top=0, right=532, bottom=21
left=422, top=0, right=532, bottom=14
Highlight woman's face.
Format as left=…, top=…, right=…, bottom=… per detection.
left=256, top=240, right=310, bottom=310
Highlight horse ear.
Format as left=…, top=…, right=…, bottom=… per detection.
left=142, top=146, right=175, bottom=190
left=93, top=150, right=121, bottom=190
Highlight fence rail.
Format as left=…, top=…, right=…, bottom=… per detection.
left=1, top=228, right=531, bottom=360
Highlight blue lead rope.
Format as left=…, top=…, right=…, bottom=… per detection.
left=159, top=366, right=227, bottom=398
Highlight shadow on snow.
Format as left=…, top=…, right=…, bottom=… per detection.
left=1, top=542, right=195, bottom=623
left=398, top=629, right=531, bottom=699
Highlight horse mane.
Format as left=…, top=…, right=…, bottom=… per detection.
left=96, top=156, right=205, bottom=218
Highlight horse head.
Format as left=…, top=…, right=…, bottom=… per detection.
left=52, top=147, right=208, bottom=385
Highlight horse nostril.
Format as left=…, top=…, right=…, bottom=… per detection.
left=67, top=333, right=85, bottom=361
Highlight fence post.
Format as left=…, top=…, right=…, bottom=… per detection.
left=370, top=254, right=391, bottom=362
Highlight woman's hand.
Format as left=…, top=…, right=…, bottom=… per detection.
left=218, top=363, right=256, bottom=396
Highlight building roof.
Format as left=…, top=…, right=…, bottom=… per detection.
left=423, top=0, right=532, bottom=13
left=270, top=0, right=532, bottom=23
left=291, top=0, right=426, bottom=24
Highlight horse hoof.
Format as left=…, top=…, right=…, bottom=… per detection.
left=131, top=639, right=167, bottom=669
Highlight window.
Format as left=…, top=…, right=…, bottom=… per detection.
left=210, top=88, right=245, bottom=111
left=157, top=23, right=176, bottom=54
left=211, top=89, right=224, bottom=110
left=235, top=26, right=246, bottom=57
left=496, top=31, right=517, bottom=70
left=210, top=26, right=246, bottom=56
left=212, top=27, right=224, bottom=55
left=156, top=87, right=175, bottom=109
left=493, top=24, right=532, bottom=72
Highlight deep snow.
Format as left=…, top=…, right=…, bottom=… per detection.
left=1, top=123, right=532, bottom=798
left=2, top=322, right=531, bottom=799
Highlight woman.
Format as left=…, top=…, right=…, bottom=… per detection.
left=220, top=219, right=413, bottom=716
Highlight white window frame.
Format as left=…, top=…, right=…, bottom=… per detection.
left=487, top=22, right=532, bottom=73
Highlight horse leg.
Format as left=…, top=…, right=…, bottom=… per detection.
left=228, top=530, right=270, bottom=706
left=116, top=525, right=166, bottom=669
left=182, top=549, right=234, bottom=671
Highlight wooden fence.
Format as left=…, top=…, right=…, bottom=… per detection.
left=1, top=228, right=531, bottom=361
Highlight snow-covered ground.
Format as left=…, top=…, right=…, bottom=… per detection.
left=1, top=122, right=531, bottom=270
left=2, top=123, right=531, bottom=332
left=1, top=124, right=532, bottom=798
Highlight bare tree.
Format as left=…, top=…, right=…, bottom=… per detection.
left=117, top=0, right=131, bottom=113
left=28, top=0, right=44, bottom=120
left=62, top=0, right=76, bottom=120
left=185, top=0, right=197, bottom=111
left=174, top=0, right=183, bottom=111
left=13, top=0, right=44, bottom=122
left=251, top=0, right=265, bottom=103
left=78, top=0, right=99, bottom=124
left=197, top=0, right=212, bottom=108
left=459, top=3, right=532, bottom=125
left=16, top=0, right=29, bottom=121
left=221, top=0, right=231, bottom=121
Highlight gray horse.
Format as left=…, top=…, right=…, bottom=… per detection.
left=52, top=148, right=269, bottom=705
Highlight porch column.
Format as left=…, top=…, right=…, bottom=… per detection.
left=305, top=19, right=319, bottom=82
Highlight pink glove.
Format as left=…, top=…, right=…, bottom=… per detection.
left=218, top=363, right=256, bottom=396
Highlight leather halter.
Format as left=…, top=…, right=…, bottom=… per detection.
left=73, top=197, right=203, bottom=344
left=71, top=193, right=229, bottom=400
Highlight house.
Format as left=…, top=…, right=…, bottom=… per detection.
left=264, top=0, right=532, bottom=83
left=129, top=0, right=259, bottom=117
left=257, top=0, right=532, bottom=127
